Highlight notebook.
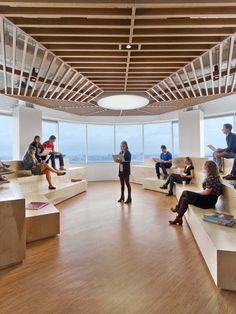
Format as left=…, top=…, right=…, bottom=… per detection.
left=26, top=201, right=49, bottom=210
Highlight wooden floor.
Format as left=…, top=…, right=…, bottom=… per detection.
left=0, top=182, right=236, bottom=314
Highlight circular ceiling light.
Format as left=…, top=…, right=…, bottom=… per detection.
left=97, top=94, right=149, bottom=110
left=126, top=44, right=132, bottom=49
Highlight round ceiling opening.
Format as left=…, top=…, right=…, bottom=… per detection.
left=97, top=94, right=149, bottom=110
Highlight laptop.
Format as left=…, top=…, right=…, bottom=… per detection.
left=153, top=157, right=162, bottom=163
left=113, top=154, right=125, bottom=163
left=207, top=145, right=217, bottom=152
left=40, top=149, right=52, bottom=157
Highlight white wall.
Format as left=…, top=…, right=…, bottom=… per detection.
left=13, top=106, right=42, bottom=159
left=179, top=110, right=204, bottom=157
left=80, top=163, right=119, bottom=181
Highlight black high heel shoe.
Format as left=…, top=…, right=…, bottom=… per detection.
left=125, top=198, right=132, bottom=204
left=169, top=216, right=183, bottom=226
left=118, top=198, right=124, bottom=203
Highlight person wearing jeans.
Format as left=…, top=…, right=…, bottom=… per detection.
left=213, top=123, right=236, bottom=172
left=155, top=145, right=172, bottom=180
left=43, top=135, right=66, bottom=171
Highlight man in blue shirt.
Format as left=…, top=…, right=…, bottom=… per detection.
left=155, top=145, right=172, bottom=179
left=213, top=123, right=236, bottom=172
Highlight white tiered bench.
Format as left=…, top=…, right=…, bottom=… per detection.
left=5, top=161, right=87, bottom=243
left=135, top=157, right=236, bottom=291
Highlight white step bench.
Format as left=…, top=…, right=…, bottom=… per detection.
left=143, top=157, right=236, bottom=291
left=25, top=194, right=59, bottom=243
left=0, top=181, right=26, bottom=269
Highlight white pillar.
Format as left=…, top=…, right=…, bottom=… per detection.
left=13, top=105, right=42, bottom=159
left=178, top=109, right=204, bottom=157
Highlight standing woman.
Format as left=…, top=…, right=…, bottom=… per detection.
left=118, top=141, right=132, bottom=204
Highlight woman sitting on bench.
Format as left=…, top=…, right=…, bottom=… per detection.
left=23, top=146, right=65, bottom=190
left=169, top=160, right=222, bottom=226
left=160, top=157, right=194, bottom=196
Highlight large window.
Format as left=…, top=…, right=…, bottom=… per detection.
left=87, top=124, right=114, bottom=162
left=59, top=122, right=86, bottom=163
left=115, top=124, right=143, bottom=161
left=42, top=120, right=59, bottom=151
left=144, top=122, right=172, bottom=157
left=0, top=115, right=13, bottom=160
left=204, top=115, right=234, bottom=157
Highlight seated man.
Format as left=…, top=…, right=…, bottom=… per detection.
left=155, top=145, right=172, bottom=180
left=43, top=135, right=66, bottom=171
left=213, top=123, right=236, bottom=172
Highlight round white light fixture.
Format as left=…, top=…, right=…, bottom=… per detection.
left=97, top=93, right=149, bottom=110
left=126, top=44, right=132, bottom=49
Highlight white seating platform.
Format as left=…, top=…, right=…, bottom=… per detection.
left=0, top=181, right=26, bottom=269
left=3, top=161, right=87, bottom=244
left=135, top=157, right=236, bottom=291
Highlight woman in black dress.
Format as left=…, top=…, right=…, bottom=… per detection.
left=118, top=141, right=132, bottom=204
left=160, top=157, right=195, bottom=196
left=169, top=160, right=222, bottom=226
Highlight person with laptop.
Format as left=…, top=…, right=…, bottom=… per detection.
left=117, top=141, right=132, bottom=204
left=43, top=135, right=66, bottom=171
left=213, top=123, right=236, bottom=172
left=155, top=145, right=172, bottom=180
left=160, top=157, right=195, bottom=196
left=23, top=145, right=66, bottom=190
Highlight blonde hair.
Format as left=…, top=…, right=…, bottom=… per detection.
left=28, top=145, right=36, bottom=161
left=204, top=160, right=219, bottom=178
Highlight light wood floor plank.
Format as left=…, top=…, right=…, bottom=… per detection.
left=0, top=182, right=236, bottom=314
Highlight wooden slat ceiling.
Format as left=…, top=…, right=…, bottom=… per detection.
left=1, top=1, right=236, bottom=115
left=1, top=0, right=236, bottom=93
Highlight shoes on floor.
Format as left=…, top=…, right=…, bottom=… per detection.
left=48, top=186, right=56, bottom=190
left=166, top=192, right=173, bottom=197
left=223, top=174, right=236, bottom=180
left=169, top=216, right=183, bottom=226
left=124, top=198, right=132, bottom=204
left=118, top=198, right=124, bottom=203
left=163, top=175, right=168, bottom=180
left=160, top=185, right=167, bottom=190
left=60, top=167, right=66, bottom=171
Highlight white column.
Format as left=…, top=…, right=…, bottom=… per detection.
left=13, top=105, right=42, bottom=159
left=178, top=109, right=204, bottom=157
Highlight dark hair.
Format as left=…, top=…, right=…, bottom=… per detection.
left=121, top=141, right=129, bottom=150
left=204, top=160, right=219, bottom=178
left=49, top=135, right=56, bottom=140
left=161, top=145, right=167, bottom=149
left=223, top=123, right=232, bottom=131
left=185, top=157, right=193, bottom=166
left=34, top=135, right=40, bottom=141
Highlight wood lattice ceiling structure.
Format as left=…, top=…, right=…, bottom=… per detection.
left=1, top=0, right=236, bottom=116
